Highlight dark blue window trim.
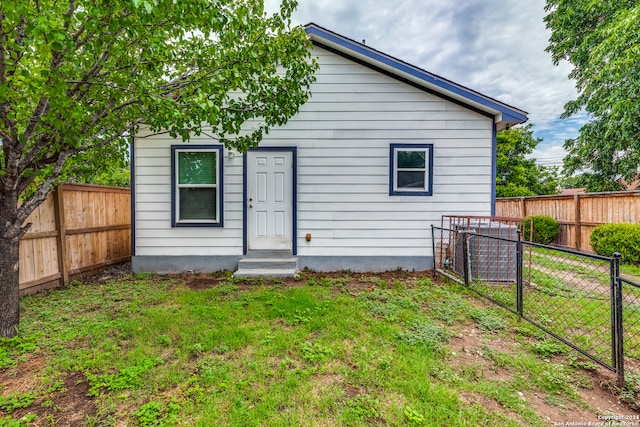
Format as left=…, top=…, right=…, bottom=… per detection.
left=389, top=143, right=434, bottom=196
left=171, top=144, right=224, bottom=228
left=130, top=136, right=136, bottom=256
left=243, top=146, right=297, bottom=256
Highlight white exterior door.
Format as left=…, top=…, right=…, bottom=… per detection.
left=247, top=151, right=293, bottom=251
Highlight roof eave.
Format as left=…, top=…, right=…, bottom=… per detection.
left=305, top=23, right=528, bottom=129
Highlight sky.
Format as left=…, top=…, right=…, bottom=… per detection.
left=266, top=0, right=588, bottom=168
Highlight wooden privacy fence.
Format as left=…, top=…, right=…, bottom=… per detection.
left=19, top=183, right=131, bottom=295
left=496, top=191, right=640, bottom=252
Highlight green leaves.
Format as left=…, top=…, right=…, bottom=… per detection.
left=496, top=125, right=559, bottom=197
left=0, top=0, right=316, bottom=216
left=0, top=1, right=317, bottom=339
left=545, top=0, right=640, bottom=185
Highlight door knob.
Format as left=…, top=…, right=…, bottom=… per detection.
left=249, top=204, right=253, bottom=208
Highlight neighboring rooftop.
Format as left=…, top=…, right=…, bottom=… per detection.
left=619, top=177, right=640, bottom=191
left=559, top=188, right=586, bottom=196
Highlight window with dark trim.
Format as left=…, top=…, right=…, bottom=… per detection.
left=389, top=143, right=433, bottom=196
left=171, top=145, right=224, bottom=227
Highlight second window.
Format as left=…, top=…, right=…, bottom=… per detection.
left=390, top=144, right=433, bottom=196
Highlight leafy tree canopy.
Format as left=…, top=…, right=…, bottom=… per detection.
left=558, top=172, right=624, bottom=193
left=1, top=0, right=316, bottom=234
left=0, top=0, right=317, bottom=337
left=75, top=164, right=130, bottom=188
left=545, top=0, right=640, bottom=185
left=496, top=125, right=559, bottom=198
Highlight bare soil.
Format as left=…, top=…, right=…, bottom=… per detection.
left=1, top=356, right=96, bottom=427
left=2, top=267, right=638, bottom=425
left=449, top=326, right=636, bottom=424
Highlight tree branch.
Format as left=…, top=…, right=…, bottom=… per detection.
left=21, top=96, right=50, bottom=147
left=16, top=150, right=72, bottom=227
left=0, top=13, right=25, bottom=138
left=0, top=11, right=5, bottom=87
left=17, top=93, right=138, bottom=187
left=63, top=0, right=76, bottom=32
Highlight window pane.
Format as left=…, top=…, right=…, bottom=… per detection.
left=179, top=188, right=217, bottom=220
left=397, top=171, right=426, bottom=189
left=397, top=151, right=425, bottom=168
left=178, top=152, right=217, bottom=184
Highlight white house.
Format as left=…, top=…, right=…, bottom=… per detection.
left=131, top=23, right=527, bottom=274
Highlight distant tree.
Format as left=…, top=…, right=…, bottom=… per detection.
left=496, top=125, right=559, bottom=198
left=0, top=0, right=317, bottom=337
left=73, top=149, right=130, bottom=188
left=76, top=166, right=130, bottom=188
left=559, top=172, right=623, bottom=193
left=545, top=1, right=640, bottom=187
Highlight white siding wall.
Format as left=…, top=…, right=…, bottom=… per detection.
left=134, top=46, right=493, bottom=257
left=134, top=133, right=244, bottom=256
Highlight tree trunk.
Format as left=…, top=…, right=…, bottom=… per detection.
left=0, top=234, right=20, bottom=338
left=0, top=182, right=23, bottom=338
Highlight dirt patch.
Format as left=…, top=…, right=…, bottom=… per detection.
left=343, top=384, right=363, bottom=399
left=44, top=372, right=97, bottom=426
left=177, top=269, right=435, bottom=294
left=458, top=391, right=505, bottom=413
left=184, top=275, right=228, bottom=290
left=521, top=372, right=633, bottom=424
left=448, top=325, right=639, bottom=423
left=4, top=269, right=639, bottom=425
left=300, top=269, right=430, bottom=284
left=1, top=355, right=97, bottom=427
left=449, top=328, right=514, bottom=383
left=83, top=261, right=133, bottom=285
left=0, top=354, right=46, bottom=395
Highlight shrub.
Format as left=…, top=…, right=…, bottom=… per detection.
left=591, top=223, right=640, bottom=264
left=520, top=215, right=560, bottom=244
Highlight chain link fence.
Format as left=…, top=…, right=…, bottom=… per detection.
left=618, top=277, right=640, bottom=384
left=432, top=225, right=640, bottom=386
left=521, top=241, right=615, bottom=370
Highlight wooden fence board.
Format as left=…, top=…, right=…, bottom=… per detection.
left=19, top=183, right=131, bottom=295
left=496, top=191, right=640, bottom=252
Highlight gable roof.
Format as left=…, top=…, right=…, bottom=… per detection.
left=305, top=23, right=528, bottom=131
left=618, top=177, right=640, bottom=191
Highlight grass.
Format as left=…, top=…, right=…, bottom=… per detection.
left=529, top=252, right=611, bottom=288
left=524, top=250, right=640, bottom=364
left=457, top=244, right=640, bottom=389
left=529, top=245, right=640, bottom=280
left=468, top=266, right=619, bottom=367
left=0, top=272, right=632, bottom=426
left=621, top=264, right=640, bottom=278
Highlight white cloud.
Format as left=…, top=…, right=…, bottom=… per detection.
left=267, top=0, right=586, bottom=162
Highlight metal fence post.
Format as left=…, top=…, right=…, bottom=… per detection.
left=610, top=254, right=618, bottom=372
left=462, top=231, right=470, bottom=286
left=431, top=225, right=436, bottom=274
left=516, top=230, right=523, bottom=317
left=613, top=253, right=624, bottom=387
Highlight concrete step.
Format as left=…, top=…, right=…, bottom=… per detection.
left=233, top=256, right=299, bottom=279
left=237, top=257, right=298, bottom=270
left=232, top=268, right=299, bottom=279
left=244, top=250, right=293, bottom=258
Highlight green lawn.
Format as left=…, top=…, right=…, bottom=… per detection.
left=0, top=271, right=634, bottom=426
